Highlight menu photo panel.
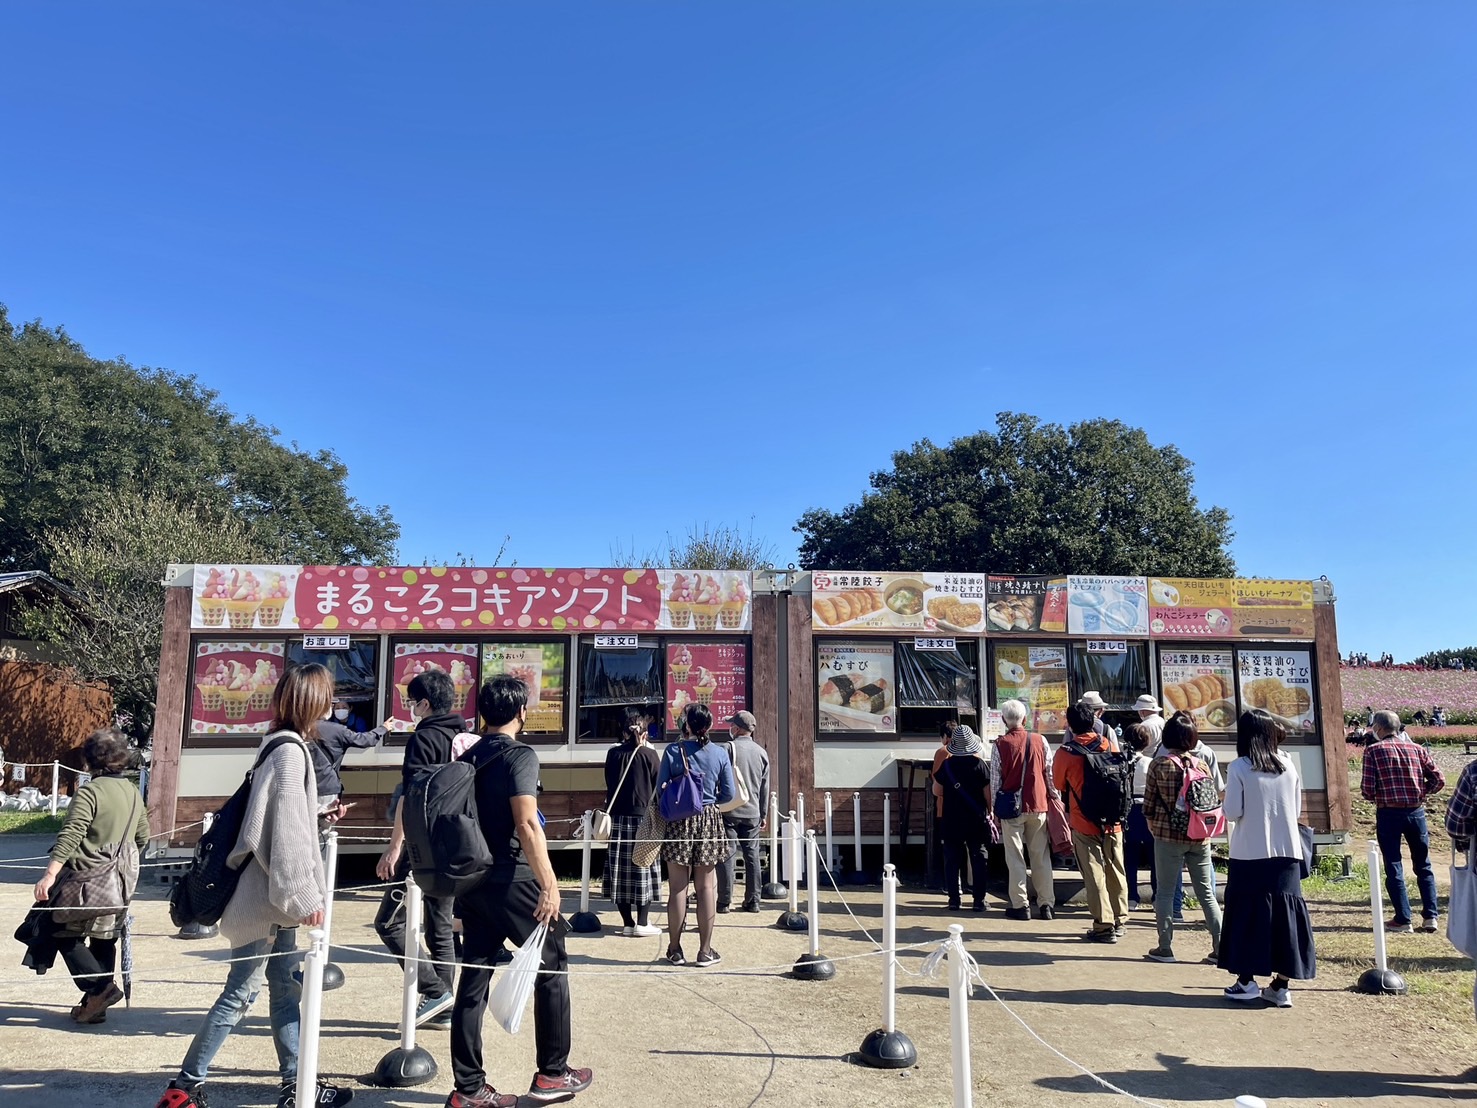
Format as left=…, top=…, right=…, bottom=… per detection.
left=1159, top=649, right=1237, bottom=733
left=191, top=641, right=285, bottom=735
left=1238, top=649, right=1316, bottom=737
left=817, top=642, right=897, bottom=733
left=994, top=643, right=1070, bottom=734
left=666, top=642, right=748, bottom=732
left=387, top=642, right=480, bottom=733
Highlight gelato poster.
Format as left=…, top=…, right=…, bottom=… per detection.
left=986, top=576, right=1068, bottom=634
left=483, top=643, right=566, bottom=735
left=811, top=571, right=987, bottom=633
left=1067, top=576, right=1150, bottom=636
left=666, top=643, right=748, bottom=732
left=387, top=643, right=479, bottom=733
left=660, top=571, right=751, bottom=632
left=1148, top=578, right=1315, bottom=640
left=1238, top=649, right=1316, bottom=736
left=192, top=566, right=300, bottom=630
left=1159, top=650, right=1237, bottom=733
left=817, top=642, right=897, bottom=733
left=994, top=644, right=1069, bottom=734
left=191, top=641, right=286, bottom=735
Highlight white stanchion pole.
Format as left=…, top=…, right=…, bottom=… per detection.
left=853, top=792, right=864, bottom=877
left=572, top=810, right=601, bottom=931
left=318, top=829, right=344, bottom=988
left=296, top=927, right=329, bottom=1106
left=50, top=761, right=59, bottom=817
left=947, top=923, right=972, bottom=1108
left=788, top=815, right=801, bottom=915
left=854, top=862, right=916, bottom=1066
left=824, top=792, right=835, bottom=872
left=763, top=792, right=785, bottom=898
left=400, top=878, right=422, bottom=1051
left=1370, top=840, right=1388, bottom=973
left=883, top=793, right=892, bottom=872
left=797, top=793, right=807, bottom=879
left=792, top=831, right=835, bottom=978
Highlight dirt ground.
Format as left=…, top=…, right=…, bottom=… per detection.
left=3, top=833, right=1477, bottom=1108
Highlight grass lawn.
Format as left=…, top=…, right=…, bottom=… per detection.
left=0, top=811, right=65, bottom=835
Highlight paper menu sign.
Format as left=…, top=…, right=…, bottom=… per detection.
left=1238, top=649, right=1316, bottom=734
left=1067, top=576, right=1149, bottom=636
left=483, top=643, right=566, bottom=734
left=986, top=576, right=1069, bottom=634
left=666, top=642, right=748, bottom=732
left=1148, top=578, right=1315, bottom=639
left=817, top=642, right=897, bottom=732
left=994, top=644, right=1070, bottom=734
left=1159, top=650, right=1237, bottom=732
left=811, top=571, right=987, bottom=633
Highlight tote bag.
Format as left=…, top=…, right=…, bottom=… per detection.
left=659, top=744, right=706, bottom=822
left=1449, top=846, right=1477, bottom=959
left=48, top=789, right=142, bottom=924
left=488, top=922, right=547, bottom=1035
left=715, top=742, right=752, bottom=816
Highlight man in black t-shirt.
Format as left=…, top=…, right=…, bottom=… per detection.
left=445, top=675, right=593, bottom=1108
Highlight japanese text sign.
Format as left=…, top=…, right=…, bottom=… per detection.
left=667, top=642, right=748, bottom=732
left=1066, top=576, right=1150, bottom=636
left=986, top=576, right=1068, bottom=634
left=1147, top=578, right=1315, bottom=640
left=1238, top=649, right=1316, bottom=735
left=1159, top=650, right=1237, bottom=733
left=817, top=642, right=897, bottom=733
left=812, top=571, right=986, bottom=634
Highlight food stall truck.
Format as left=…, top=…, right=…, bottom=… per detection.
left=148, top=564, right=1348, bottom=865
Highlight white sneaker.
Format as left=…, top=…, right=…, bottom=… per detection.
left=1264, top=985, right=1292, bottom=1008
left=621, top=925, right=634, bottom=937
left=632, top=923, right=662, bottom=937
left=1224, top=979, right=1261, bottom=1003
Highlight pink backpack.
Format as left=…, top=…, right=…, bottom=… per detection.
left=1174, top=757, right=1226, bottom=841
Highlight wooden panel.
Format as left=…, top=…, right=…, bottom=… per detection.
left=751, top=593, right=779, bottom=763
left=1313, top=604, right=1351, bottom=832
left=786, top=595, right=815, bottom=809
left=1302, top=789, right=1331, bottom=835
left=149, top=587, right=193, bottom=838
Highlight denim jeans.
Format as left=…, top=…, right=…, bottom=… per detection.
left=1153, top=840, right=1222, bottom=955
left=179, top=926, right=300, bottom=1085
left=1376, top=805, right=1439, bottom=923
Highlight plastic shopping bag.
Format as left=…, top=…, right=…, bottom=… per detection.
left=1449, top=848, right=1477, bottom=960
left=488, top=922, right=548, bottom=1035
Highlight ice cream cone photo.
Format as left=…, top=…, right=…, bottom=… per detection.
left=199, top=598, right=226, bottom=626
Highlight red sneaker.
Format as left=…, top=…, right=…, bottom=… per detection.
left=445, top=1086, right=517, bottom=1108
left=526, top=1067, right=594, bottom=1103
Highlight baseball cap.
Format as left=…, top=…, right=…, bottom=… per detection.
left=726, top=710, right=757, bottom=731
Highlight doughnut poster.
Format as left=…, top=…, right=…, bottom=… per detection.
left=666, top=643, right=748, bottom=733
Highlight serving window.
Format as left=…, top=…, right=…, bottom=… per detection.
left=288, top=638, right=380, bottom=732
left=1069, top=642, right=1151, bottom=711
left=895, top=640, right=979, bottom=736
left=575, top=637, right=751, bottom=743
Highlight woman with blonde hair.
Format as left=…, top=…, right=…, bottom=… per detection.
left=158, top=664, right=354, bottom=1108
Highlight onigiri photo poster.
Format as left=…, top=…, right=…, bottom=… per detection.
left=817, top=642, right=896, bottom=733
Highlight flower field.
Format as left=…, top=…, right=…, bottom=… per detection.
left=1340, top=665, right=1477, bottom=724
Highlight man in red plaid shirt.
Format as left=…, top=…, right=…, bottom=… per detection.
left=1361, top=710, right=1446, bottom=933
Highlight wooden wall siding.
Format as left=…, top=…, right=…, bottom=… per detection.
left=0, top=660, right=112, bottom=788
left=1313, top=605, right=1351, bottom=832
left=786, top=598, right=815, bottom=805
left=150, top=587, right=193, bottom=838
left=751, top=593, right=780, bottom=767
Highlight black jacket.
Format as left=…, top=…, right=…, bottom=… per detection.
left=400, top=712, right=468, bottom=791
left=311, top=720, right=387, bottom=799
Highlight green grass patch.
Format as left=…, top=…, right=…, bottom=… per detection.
left=0, top=811, right=64, bottom=835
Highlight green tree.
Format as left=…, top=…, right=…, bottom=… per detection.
left=795, top=413, right=1235, bottom=576
left=0, top=307, right=398, bottom=571
left=611, top=521, right=778, bottom=570
left=21, top=493, right=274, bottom=737
left=1413, top=647, right=1477, bottom=670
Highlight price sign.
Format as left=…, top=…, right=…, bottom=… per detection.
left=304, top=634, right=352, bottom=650
left=76, top=773, right=93, bottom=790
left=595, top=634, right=640, bottom=649
left=1086, top=639, right=1127, bottom=654
left=12, top=764, right=25, bottom=782
left=913, top=636, right=957, bottom=652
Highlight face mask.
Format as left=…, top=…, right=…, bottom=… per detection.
left=334, top=708, right=349, bottom=721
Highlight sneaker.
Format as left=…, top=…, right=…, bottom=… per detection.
left=1112, top=923, right=1125, bottom=938
left=527, top=1067, right=594, bottom=1103
left=695, top=948, right=723, bottom=967
left=446, top=1086, right=518, bottom=1108
left=972, top=900, right=986, bottom=913
left=157, top=1082, right=210, bottom=1108
left=1004, top=906, right=1031, bottom=921
left=1224, top=979, right=1261, bottom=1003
left=1145, top=947, right=1177, bottom=963
left=663, top=946, right=686, bottom=966
left=492, top=945, right=514, bottom=965
left=1083, top=928, right=1117, bottom=944
left=1129, top=900, right=1140, bottom=911
left=632, top=923, right=662, bottom=937
left=1263, top=985, right=1293, bottom=1008
left=1385, top=918, right=1414, bottom=934
left=415, top=990, right=454, bottom=1027
left=1036, top=904, right=1055, bottom=921
left=278, top=1080, right=354, bottom=1108
left=426, top=1011, right=453, bottom=1030
left=1419, top=917, right=1440, bottom=933
left=620, top=925, right=634, bottom=937
left=1171, top=913, right=1186, bottom=924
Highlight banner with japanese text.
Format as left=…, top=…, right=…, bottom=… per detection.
left=1238, top=649, right=1316, bottom=735
left=993, top=644, right=1070, bottom=734
left=387, top=643, right=479, bottom=733
left=986, top=575, right=1068, bottom=634
left=1066, top=576, right=1150, bottom=636
left=817, top=642, right=897, bottom=732
left=666, top=642, right=748, bottom=732
left=1158, top=649, right=1237, bottom=732
left=190, top=641, right=285, bottom=735
left=811, top=571, right=986, bottom=633
left=1148, top=578, right=1315, bottom=639
left=482, top=643, right=567, bottom=734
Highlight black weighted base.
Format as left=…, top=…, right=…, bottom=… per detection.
left=322, top=962, right=346, bottom=990
left=761, top=882, right=787, bottom=900
left=370, top=1046, right=438, bottom=1088
left=176, top=922, right=218, bottom=941
left=853, top=1028, right=918, bottom=1069
left=570, top=910, right=602, bottom=934
left=791, top=952, right=836, bottom=980
left=776, top=910, right=809, bottom=932
left=1357, top=967, right=1408, bottom=996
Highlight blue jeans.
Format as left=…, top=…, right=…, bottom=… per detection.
left=179, top=926, right=300, bottom=1085
left=1127, top=804, right=1186, bottom=912
left=1376, top=806, right=1439, bottom=923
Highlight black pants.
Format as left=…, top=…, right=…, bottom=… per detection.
left=55, top=935, right=117, bottom=996
left=374, top=864, right=456, bottom=998
left=718, top=817, right=761, bottom=908
left=942, top=832, right=988, bottom=906
left=452, top=878, right=570, bottom=1095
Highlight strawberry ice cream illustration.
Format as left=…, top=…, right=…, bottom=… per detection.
left=720, top=576, right=748, bottom=628
left=666, top=573, right=694, bottom=628
left=670, top=644, right=693, bottom=683
left=198, top=657, right=230, bottom=710
left=692, top=575, right=724, bottom=631
left=693, top=666, right=718, bottom=705
left=397, top=658, right=446, bottom=712
left=221, top=661, right=253, bottom=720
left=199, top=569, right=229, bottom=626
left=224, top=570, right=262, bottom=629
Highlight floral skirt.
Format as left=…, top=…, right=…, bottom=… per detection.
left=660, top=805, right=734, bottom=868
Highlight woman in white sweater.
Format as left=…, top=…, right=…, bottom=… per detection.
left=158, top=664, right=353, bottom=1108
left=1216, top=708, right=1317, bottom=1008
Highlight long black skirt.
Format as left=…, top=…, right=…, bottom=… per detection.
left=1217, top=857, right=1317, bottom=981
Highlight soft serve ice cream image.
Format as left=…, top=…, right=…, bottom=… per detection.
left=396, top=658, right=446, bottom=712
left=199, top=569, right=230, bottom=626
left=258, top=572, right=291, bottom=627
left=693, top=666, right=719, bottom=705
left=666, top=573, right=695, bottom=628
left=691, top=575, right=725, bottom=631
left=720, top=576, right=748, bottom=628
left=671, top=644, right=693, bottom=683
left=221, top=661, right=254, bottom=720
left=198, top=657, right=231, bottom=710
left=448, top=658, right=476, bottom=714
left=224, top=570, right=262, bottom=629
left=248, top=659, right=280, bottom=711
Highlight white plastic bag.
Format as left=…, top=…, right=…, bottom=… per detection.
left=1449, top=848, right=1477, bottom=960
left=487, top=922, right=547, bottom=1035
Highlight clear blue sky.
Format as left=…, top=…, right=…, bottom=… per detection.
left=3, top=3, right=1473, bottom=662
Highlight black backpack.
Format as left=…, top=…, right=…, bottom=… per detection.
left=1061, top=737, right=1136, bottom=829
left=169, top=733, right=304, bottom=928
left=402, top=736, right=508, bottom=899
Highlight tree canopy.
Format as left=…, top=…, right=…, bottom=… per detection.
left=1413, top=647, right=1477, bottom=669
left=0, top=307, right=398, bottom=572
left=795, top=413, right=1235, bottom=577
left=611, top=521, right=778, bottom=570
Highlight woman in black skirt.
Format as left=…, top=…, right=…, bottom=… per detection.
left=601, top=708, right=662, bottom=937
left=1218, top=709, right=1316, bottom=1007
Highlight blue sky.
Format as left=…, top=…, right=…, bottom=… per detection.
left=3, top=3, right=1473, bottom=661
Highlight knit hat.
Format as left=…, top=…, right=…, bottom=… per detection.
left=947, top=725, right=983, bottom=756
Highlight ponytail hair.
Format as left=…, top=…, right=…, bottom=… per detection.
left=621, top=706, right=646, bottom=743
left=683, top=702, right=713, bottom=744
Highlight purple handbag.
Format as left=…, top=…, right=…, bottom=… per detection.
left=659, top=744, right=706, bottom=822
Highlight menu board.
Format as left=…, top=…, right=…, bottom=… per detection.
left=666, top=643, right=748, bottom=732
left=1159, top=650, right=1237, bottom=733
left=994, top=644, right=1070, bottom=734
left=986, top=576, right=1068, bottom=634
left=191, top=641, right=286, bottom=735
left=811, top=571, right=987, bottom=634
left=817, top=642, right=897, bottom=733
left=1067, top=576, right=1150, bottom=636
left=1238, top=649, right=1315, bottom=735
left=482, top=643, right=565, bottom=734
left=1148, top=578, right=1315, bottom=639
left=387, top=643, right=479, bottom=733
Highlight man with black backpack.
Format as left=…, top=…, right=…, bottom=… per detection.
left=1053, top=702, right=1133, bottom=943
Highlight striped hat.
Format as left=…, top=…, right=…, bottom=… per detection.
left=947, top=725, right=983, bottom=756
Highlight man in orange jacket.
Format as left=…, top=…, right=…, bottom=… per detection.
left=1052, top=702, right=1130, bottom=943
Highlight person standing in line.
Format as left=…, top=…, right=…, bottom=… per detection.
left=1150, top=719, right=1224, bottom=920
left=717, top=710, right=771, bottom=914
left=930, top=718, right=958, bottom=880
left=1142, top=712, right=1224, bottom=964
left=1361, top=709, right=1446, bottom=933
left=1053, top=702, right=1130, bottom=943
left=1218, top=709, right=1316, bottom=1007
left=1121, top=723, right=1155, bottom=911
left=446, top=674, right=593, bottom=1107
left=933, top=725, right=991, bottom=913
left=157, top=664, right=352, bottom=1108
left=1134, top=695, right=1165, bottom=756
left=991, top=700, right=1056, bottom=920
left=374, top=668, right=466, bottom=1027
left=659, top=703, right=736, bottom=967
left=1080, top=691, right=1109, bottom=736
left=601, top=707, right=662, bottom=936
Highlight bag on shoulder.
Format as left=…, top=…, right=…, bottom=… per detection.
left=403, top=736, right=508, bottom=899
left=593, top=746, right=641, bottom=842
left=993, top=733, right=1043, bottom=822
left=716, top=742, right=752, bottom=815
left=49, top=787, right=142, bottom=924
left=1063, top=739, right=1135, bottom=829
left=659, top=743, right=706, bottom=822
left=169, top=732, right=303, bottom=928
left=1170, top=757, right=1226, bottom=840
